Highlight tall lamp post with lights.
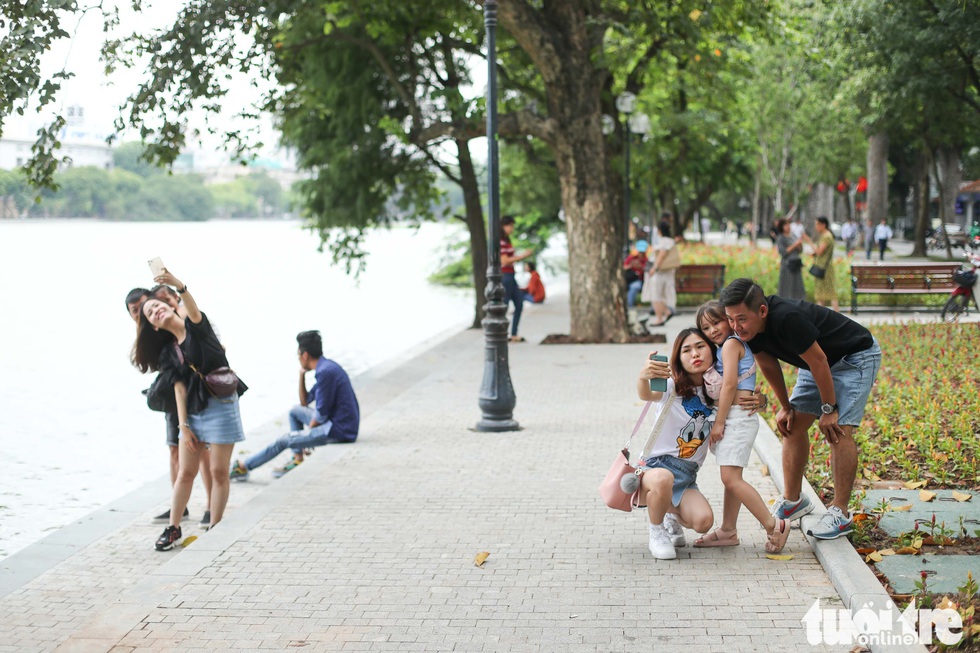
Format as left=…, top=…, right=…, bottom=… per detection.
left=605, top=92, right=650, bottom=257
left=476, top=0, right=519, bottom=432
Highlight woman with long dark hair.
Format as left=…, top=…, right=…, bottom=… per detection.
left=133, top=270, right=246, bottom=551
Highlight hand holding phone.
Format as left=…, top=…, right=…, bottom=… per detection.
left=648, top=354, right=668, bottom=392
left=148, top=257, right=166, bottom=278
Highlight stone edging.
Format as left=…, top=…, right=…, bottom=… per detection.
left=753, top=417, right=928, bottom=653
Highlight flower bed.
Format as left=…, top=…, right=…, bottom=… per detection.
left=754, top=322, right=980, bottom=650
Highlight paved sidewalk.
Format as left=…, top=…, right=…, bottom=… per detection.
left=0, top=292, right=845, bottom=653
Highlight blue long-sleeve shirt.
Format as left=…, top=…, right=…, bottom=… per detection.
left=309, top=358, right=360, bottom=442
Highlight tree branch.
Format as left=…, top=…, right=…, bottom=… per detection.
left=414, top=109, right=557, bottom=146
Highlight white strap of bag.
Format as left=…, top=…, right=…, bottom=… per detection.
left=622, top=390, right=676, bottom=463
left=638, top=391, right=676, bottom=462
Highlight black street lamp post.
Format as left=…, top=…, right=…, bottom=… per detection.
left=476, top=0, right=519, bottom=432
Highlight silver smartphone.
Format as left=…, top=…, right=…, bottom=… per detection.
left=148, top=257, right=166, bottom=277
left=649, top=354, right=668, bottom=392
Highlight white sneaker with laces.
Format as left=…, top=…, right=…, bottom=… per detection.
left=663, top=513, right=686, bottom=547
left=648, top=523, right=677, bottom=560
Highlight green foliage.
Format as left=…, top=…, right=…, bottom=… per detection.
left=210, top=172, right=285, bottom=218
left=0, top=0, right=78, bottom=189
left=112, top=142, right=162, bottom=178
left=2, top=164, right=288, bottom=221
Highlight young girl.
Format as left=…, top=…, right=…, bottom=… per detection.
left=635, top=328, right=718, bottom=560
left=694, top=300, right=790, bottom=553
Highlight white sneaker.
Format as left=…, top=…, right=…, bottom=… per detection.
left=663, top=513, right=686, bottom=547
left=648, top=523, right=677, bottom=560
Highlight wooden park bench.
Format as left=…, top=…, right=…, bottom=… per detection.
left=850, top=263, right=959, bottom=313
left=675, top=263, right=725, bottom=304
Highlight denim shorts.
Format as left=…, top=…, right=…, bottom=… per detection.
left=185, top=393, right=246, bottom=445
left=638, top=454, right=700, bottom=507
left=790, top=338, right=882, bottom=426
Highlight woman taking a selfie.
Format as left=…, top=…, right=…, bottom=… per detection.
left=132, top=270, right=247, bottom=551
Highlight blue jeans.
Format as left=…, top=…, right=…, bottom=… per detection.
left=502, top=273, right=523, bottom=336
left=243, top=406, right=348, bottom=470
left=627, top=279, right=643, bottom=307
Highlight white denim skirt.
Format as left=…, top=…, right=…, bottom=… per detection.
left=711, top=406, right=759, bottom=468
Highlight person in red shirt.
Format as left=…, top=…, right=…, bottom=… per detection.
left=500, top=215, right=533, bottom=342
left=623, top=240, right=649, bottom=307
left=521, top=261, right=546, bottom=303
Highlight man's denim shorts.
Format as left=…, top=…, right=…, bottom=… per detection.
left=638, top=454, right=700, bottom=507
left=790, top=338, right=881, bottom=427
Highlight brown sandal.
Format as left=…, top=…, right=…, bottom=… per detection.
left=693, top=527, right=739, bottom=547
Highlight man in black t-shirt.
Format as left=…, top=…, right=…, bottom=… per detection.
left=720, top=278, right=881, bottom=541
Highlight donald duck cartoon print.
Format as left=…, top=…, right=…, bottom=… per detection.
left=676, top=394, right=714, bottom=459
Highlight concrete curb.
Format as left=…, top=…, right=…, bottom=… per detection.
left=753, top=418, right=928, bottom=653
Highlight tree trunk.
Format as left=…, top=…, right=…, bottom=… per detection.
left=866, top=131, right=889, bottom=226
left=499, top=1, right=627, bottom=342
left=751, top=171, right=761, bottom=244
left=911, top=151, right=929, bottom=257
left=931, top=146, right=962, bottom=259
left=456, top=139, right=488, bottom=329
left=553, top=120, right=627, bottom=342
left=938, top=147, right=963, bottom=228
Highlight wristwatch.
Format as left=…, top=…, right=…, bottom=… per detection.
left=820, top=402, right=838, bottom=415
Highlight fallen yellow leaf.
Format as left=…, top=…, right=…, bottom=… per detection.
left=894, top=547, right=919, bottom=555
left=952, top=491, right=973, bottom=502
left=913, top=537, right=924, bottom=549
left=474, top=551, right=490, bottom=567
left=904, top=480, right=927, bottom=490
left=180, top=535, right=197, bottom=547
left=866, top=551, right=883, bottom=562
left=878, top=549, right=896, bottom=556
left=856, top=547, right=876, bottom=555
left=766, top=554, right=794, bottom=561
left=919, top=490, right=937, bottom=502
left=890, top=504, right=913, bottom=512
left=937, top=597, right=958, bottom=611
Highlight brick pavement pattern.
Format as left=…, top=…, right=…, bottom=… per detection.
left=0, top=294, right=846, bottom=652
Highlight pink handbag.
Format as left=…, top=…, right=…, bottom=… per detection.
left=599, top=447, right=638, bottom=512
left=599, top=392, right=675, bottom=512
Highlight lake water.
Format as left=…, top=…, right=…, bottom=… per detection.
left=0, top=219, right=485, bottom=560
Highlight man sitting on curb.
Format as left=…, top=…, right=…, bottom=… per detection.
left=230, top=330, right=360, bottom=480
left=720, top=278, right=881, bottom=540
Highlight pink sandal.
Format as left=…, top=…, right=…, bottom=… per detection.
left=765, top=518, right=790, bottom=553
left=693, top=527, right=739, bottom=547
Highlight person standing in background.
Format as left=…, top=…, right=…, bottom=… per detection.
left=873, top=218, right=893, bottom=262
left=864, top=218, right=875, bottom=260
left=774, top=219, right=805, bottom=301
left=500, top=215, right=533, bottom=343
left=811, top=217, right=839, bottom=312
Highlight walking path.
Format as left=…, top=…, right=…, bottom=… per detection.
left=4, top=291, right=855, bottom=652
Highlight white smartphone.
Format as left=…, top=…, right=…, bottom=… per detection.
left=148, top=257, right=166, bottom=278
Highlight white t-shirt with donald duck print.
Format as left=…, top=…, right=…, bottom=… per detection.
left=643, top=378, right=715, bottom=468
